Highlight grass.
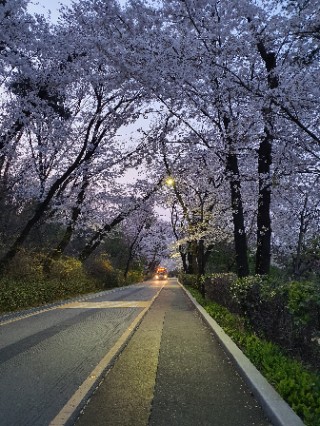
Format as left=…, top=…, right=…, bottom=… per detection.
left=187, top=286, right=320, bottom=426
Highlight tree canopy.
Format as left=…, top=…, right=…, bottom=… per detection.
left=0, top=0, right=319, bottom=278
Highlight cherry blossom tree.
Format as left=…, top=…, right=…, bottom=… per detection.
left=1, top=0, right=319, bottom=280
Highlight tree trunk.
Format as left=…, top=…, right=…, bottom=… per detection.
left=226, top=151, right=249, bottom=277
left=255, top=124, right=272, bottom=275
left=51, top=178, right=89, bottom=261
left=0, top=120, right=24, bottom=175
left=180, top=248, right=188, bottom=273
left=123, top=223, right=144, bottom=280
left=254, top=42, right=278, bottom=275
left=222, top=115, right=249, bottom=278
left=197, top=239, right=205, bottom=276
left=186, top=242, right=197, bottom=274
left=293, top=196, right=308, bottom=277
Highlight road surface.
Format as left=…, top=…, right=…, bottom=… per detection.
left=75, top=279, right=271, bottom=426
left=0, top=281, right=163, bottom=426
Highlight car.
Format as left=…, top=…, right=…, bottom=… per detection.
left=155, top=267, right=168, bottom=280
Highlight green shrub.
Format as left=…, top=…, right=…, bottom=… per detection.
left=0, top=250, right=147, bottom=314
left=178, top=272, right=199, bottom=289
left=125, top=269, right=144, bottom=285
left=0, top=253, right=102, bottom=314
left=204, top=273, right=238, bottom=311
left=230, top=275, right=263, bottom=310
left=6, top=249, right=44, bottom=281
left=84, top=254, right=122, bottom=289
left=228, top=275, right=320, bottom=365
left=287, top=280, right=320, bottom=326
left=49, top=256, right=84, bottom=281
left=0, top=273, right=98, bottom=314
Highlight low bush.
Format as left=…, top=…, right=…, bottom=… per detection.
left=201, top=273, right=320, bottom=369
left=203, top=273, right=238, bottom=311
left=5, top=249, right=44, bottom=281
left=0, top=274, right=98, bottom=313
left=230, top=275, right=292, bottom=345
left=187, top=286, right=320, bottom=426
left=0, top=253, right=115, bottom=314
left=0, top=251, right=144, bottom=314
left=178, top=272, right=200, bottom=290
left=125, top=269, right=144, bottom=285
left=84, top=254, right=124, bottom=289
left=287, top=280, right=320, bottom=327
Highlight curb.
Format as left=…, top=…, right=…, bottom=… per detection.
left=179, top=282, right=305, bottom=426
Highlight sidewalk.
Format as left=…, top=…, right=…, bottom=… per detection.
left=75, top=280, right=272, bottom=426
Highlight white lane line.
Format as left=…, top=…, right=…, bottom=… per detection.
left=49, top=284, right=164, bottom=426
left=60, top=301, right=149, bottom=309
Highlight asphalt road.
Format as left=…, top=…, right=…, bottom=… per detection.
left=0, top=281, right=163, bottom=426
left=75, top=280, right=272, bottom=426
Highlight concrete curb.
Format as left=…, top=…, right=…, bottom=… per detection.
left=179, top=282, right=305, bottom=426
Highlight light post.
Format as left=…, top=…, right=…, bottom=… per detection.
left=165, top=176, right=175, bottom=187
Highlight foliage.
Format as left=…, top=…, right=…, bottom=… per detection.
left=205, top=241, right=237, bottom=274
left=48, top=256, right=86, bottom=282
left=287, top=281, right=320, bottom=326
left=203, top=273, right=320, bottom=368
left=291, top=237, right=320, bottom=280
left=187, top=286, right=320, bottom=426
left=0, top=271, right=101, bottom=313
left=178, top=272, right=201, bottom=290
left=203, top=273, right=238, bottom=311
left=5, top=249, right=44, bottom=281
left=0, top=250, right=147, bottom=314
left=0, top=0, right=320, bottom=314
left=125, top=269, right=144, bottom=285
left=84, top=254, right=125, bottom=289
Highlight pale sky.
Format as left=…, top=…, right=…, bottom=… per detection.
left=28, top=0, right=127, bottom=22
left=28, top=0, right=73, bottom=22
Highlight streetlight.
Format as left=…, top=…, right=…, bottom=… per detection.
left=165, top=176, right=175, bottom=187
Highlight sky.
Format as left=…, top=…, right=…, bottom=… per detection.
left=28, top=0, right=74, bottom=22
left=28, top=0, right=127, bottom=21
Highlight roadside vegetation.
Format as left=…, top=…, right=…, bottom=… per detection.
left=180, top=271, right=320, bottom=426
left=0, top=250, right=146, bottom=315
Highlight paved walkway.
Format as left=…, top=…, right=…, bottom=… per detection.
left=75, top=280, right=271, bottom=426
